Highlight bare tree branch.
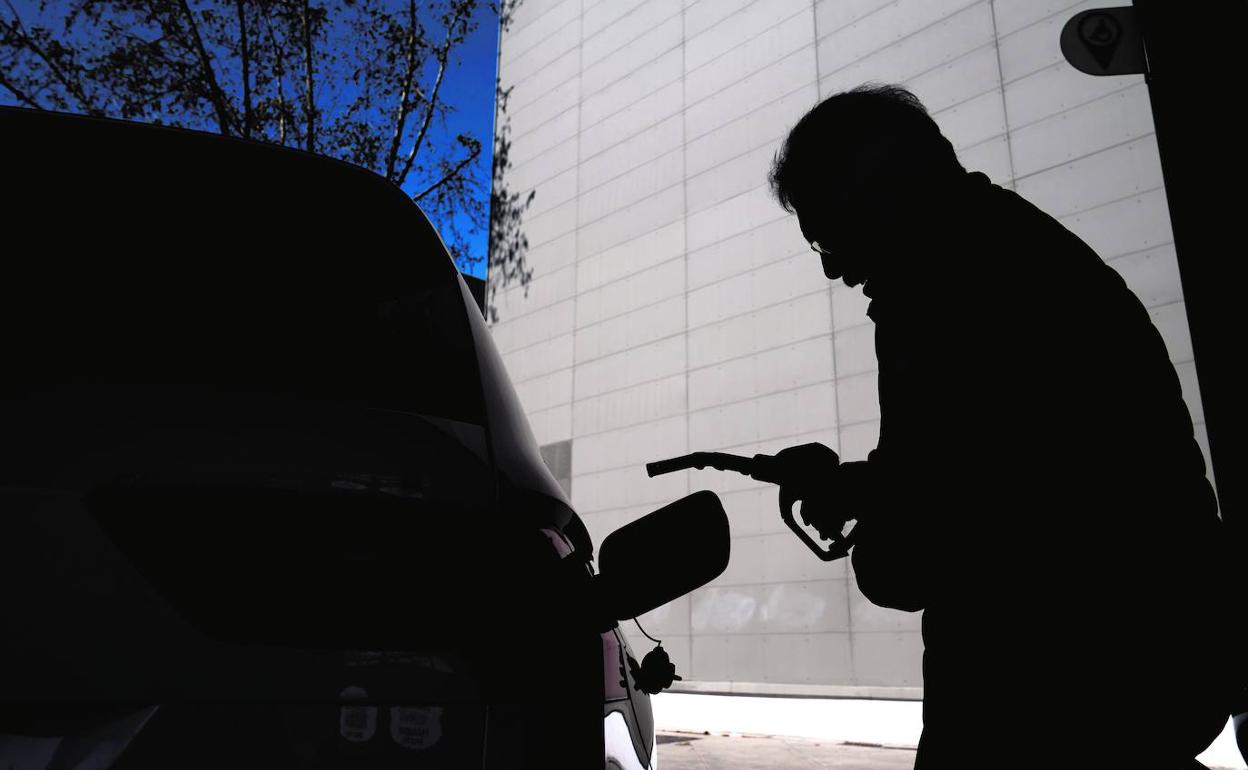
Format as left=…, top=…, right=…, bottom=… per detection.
left=397, top=4, right=466, bottom=188
left=236, top=0, right=253, bottom=137
left=383, top=0, right=421, bottom=180
left=258, top=7, right=291, bottom=146
left=0, top=68, right=43, bottom=108
left=413, top=141, right=480, bottom=202
left=299, top=0, right=315, bottom=153
left=174, top=0, right=238, bottom=134
left=1, top=0, right=526, bottom=291
left=1, top=0, right=98, bottom=113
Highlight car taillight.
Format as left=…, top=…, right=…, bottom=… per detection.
left=602, top=630, right=629, bottom=701
left=539, top=527, right=575, bottom=559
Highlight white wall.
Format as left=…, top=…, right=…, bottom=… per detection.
left=492, top=0, right=1210, bottom=695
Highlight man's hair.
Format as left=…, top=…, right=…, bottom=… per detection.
left=769, top=84, right=965, bottom=213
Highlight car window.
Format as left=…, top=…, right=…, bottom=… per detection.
left=1, top=110, right=487, bottom=426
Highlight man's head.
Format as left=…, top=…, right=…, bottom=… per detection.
left=769, top=84, right=965, bottom=288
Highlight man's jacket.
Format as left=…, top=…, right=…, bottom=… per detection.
left=848, top=171, right=1233, bottom=767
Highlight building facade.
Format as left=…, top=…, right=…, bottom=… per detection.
left=490, top=0, right=1211, bottom=699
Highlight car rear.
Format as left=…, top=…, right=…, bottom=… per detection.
left=0, top=107, right=609, bottom=767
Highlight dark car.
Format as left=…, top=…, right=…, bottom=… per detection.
left=0, top=107, right=728, bottom=769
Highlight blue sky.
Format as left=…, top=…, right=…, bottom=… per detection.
left=1, top=0, right=500, bottom=280
left=413, top=2, right=499, bottom=280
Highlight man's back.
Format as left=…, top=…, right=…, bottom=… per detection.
left=851, top=172, right=1232, bottom=766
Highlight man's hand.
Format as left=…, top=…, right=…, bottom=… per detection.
left=769, top=443, right=844, bottom=539
left=770, top=442, right=841, bottom=485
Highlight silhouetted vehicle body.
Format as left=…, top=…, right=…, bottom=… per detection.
left=0, top=107, right=657, bottom=769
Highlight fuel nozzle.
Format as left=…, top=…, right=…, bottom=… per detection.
left=645, top=451, right=784, bottom=483
left=646, top=449, right=854, bottom=562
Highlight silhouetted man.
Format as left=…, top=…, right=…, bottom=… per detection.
left=767, top=84, right=1234, bottom=768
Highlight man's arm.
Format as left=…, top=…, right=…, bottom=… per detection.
left=841, top=453, right=933, bottom=612
left=784, top=452, right=933, bottom=612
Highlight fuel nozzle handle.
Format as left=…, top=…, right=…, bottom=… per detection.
left=646, top=451, right=776, bottom=480
left=646, top=450, right=854, bottom=562
left=645, top=451, right=807, bottom=485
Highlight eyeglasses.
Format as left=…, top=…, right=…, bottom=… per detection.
left=810, top=240, right=832, bottom=257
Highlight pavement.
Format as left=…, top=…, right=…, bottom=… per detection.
left=652, top=693, right=1246, bottom=770
left=656, top=731, right=1248, bottom=770
left=656, top=731, right=918, bottom=769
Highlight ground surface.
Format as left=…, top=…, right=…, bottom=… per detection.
left=656, top=731, right=918, bottom=769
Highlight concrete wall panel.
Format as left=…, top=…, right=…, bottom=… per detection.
left=573, top=334, right=687, bottom=401
left=582, top=48, right=683, bottom=129
left=905, top=43, right=1000, bottom=114
left=1004, top=64, right=1141, bottom=131
left=527, top=403, right=573, bottom=446
left=686, top=85, right=818, bottom=178
left=572, top=373, right=688, bottom=436
left=507, top=0, right=574, bottom=41
left=492, top=299, right=575, bottom=354
left=686, top=3, right=813, bottom=105
left=686, top=47, right=817, bottom=140
left=502, top=0, right=579, bottom=66
left=1106, top=245, right=1183, bottom=309
left=688, top=290, right=831, bottom=370
left=575, top=294, right=686, bottom=364
left=575, top=415, right=688, bottom=475
left=1059, top=187, right=1172, bottom=261
left=996, top=0, right=1103, bottom=83
left=504, top=332, right=574, bottom=385
left=687, top=186, right=789, bottom=253
left=815, top=0, right=899, bottom=39
left=687, top=216, right=809, bottom=292
left=837, top=372, right=882, bottom=424
left=509, top=77, right=580, bottom=144
left=582, top=0, right=649, bottom=40
left=957, top=135, right=1015, bottom=184
left=991, top=0, right=1083, bottom=38
left=581, top=80, right=684, bottom=162
left=580, top=115, right=684, bottom=193
left=577, top=221, right=685, bottom=294
left=583, top=0, right=681, bottom=76
left=685, top=0, right=755, bottom=40
left=840, top=419, right=882, bottom=460
left=522, top=167, right=579, bottom=221
left=1015, top=135, right=1163, bottom=219
left=504, top=16, right=581, bottom=87
left=688, top=252, right=827, bottom=328
left=572, top=460, right=688, bottom=513
left=932, top=88, right=1007, bottom=151
left=579, top=185, right=686, bottom=259
left=687, top=143, right=781, bottom=216
left=513, top=367, right=573, bottom=415
left=507, top=47, right=580, bottom=114
left=576, top=256, right=685, bottom=328
left=578, top=148, right=685, bottom=225
left=1009, top=83, right=1153, bottom=178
